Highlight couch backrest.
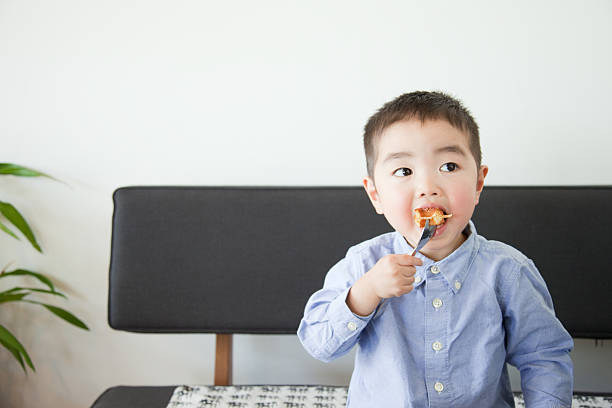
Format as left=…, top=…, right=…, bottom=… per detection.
left=109, top=186, right=612, bottom=338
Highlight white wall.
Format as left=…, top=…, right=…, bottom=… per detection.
left=1, top=0, right=611, bottom=406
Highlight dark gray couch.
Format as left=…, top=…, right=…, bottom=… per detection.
left=91, top=186, right=612, bottom=407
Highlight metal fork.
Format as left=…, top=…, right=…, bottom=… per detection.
left=410, top=219, right=437, bottom=256
left=373, top=220, right=437, bottom=318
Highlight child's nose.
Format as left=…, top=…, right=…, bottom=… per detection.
left=415, top=174, right=440, bottom=197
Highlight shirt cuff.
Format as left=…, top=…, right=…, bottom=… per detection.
left=326, top=287, right=373, bottom=340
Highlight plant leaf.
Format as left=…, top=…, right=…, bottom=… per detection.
left=23, top=301, right=89, bottom=330
left=0, top=287, right=24, bottom=295
left=0, top=293, right=29, bottom=303
left=0, top=220, right=19, bottom=240
left=0, top=163, right=52, bottom=179
left=0, top=269, right=55, bottom=291
left=0, top=324, right=35, bottom=371
left=0, top=287, right=66, bottom=299
left=0, top=202, right=41, bottom=252
left=0, top=337, right=26, bottom=372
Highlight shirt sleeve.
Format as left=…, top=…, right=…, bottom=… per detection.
left=501, top=258, right=574, bottom=408
left=297, top=252, right=374, bottom=363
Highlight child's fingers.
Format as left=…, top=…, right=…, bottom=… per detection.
left=397, top=284, right=415, bottom=296
left=402, top=273, right=414, bottom=285
left=394, top=274, right=415, bottom=290
left=395, top=254, right=424, bottom=267
left=401, top=266, right=416, bottom=280
left=399, top=266, right=417, bottom=278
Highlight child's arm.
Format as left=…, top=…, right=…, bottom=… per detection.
left=347, top=254, right=422, bottom=316
left=298, top=252, right=421, bottom=362
left=502, top=259, right=574, bottom=408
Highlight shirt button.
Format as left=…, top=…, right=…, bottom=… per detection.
left=455, top=281, right=462, bottom=290
left=434, top=382, right=444, bottom=393
left=432, top=341, right=443, bottom=351
left=432, top=298, right=443, bottom=309
left=431, top=265, right=440, bottom=274
left=414, top=276, right=422, bottom=284
left=347, top=321, right=357, bottom=331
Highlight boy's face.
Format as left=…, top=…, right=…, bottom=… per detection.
left=363, top=119, right=488, bottom=261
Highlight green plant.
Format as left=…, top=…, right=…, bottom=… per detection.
left=0, top=163, right=88, bottom=373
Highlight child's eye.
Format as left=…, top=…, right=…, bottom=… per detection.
left=393, top=168, right=413, bottom=177
left=440, top=162, right=458, bottom=172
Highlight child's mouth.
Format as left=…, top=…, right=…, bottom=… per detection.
left=414, top=207, right=453, bottom=229
left=432, top=222, right=448, bottom=238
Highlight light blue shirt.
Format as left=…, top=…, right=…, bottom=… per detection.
left=298, top=221, right=573, bottom=408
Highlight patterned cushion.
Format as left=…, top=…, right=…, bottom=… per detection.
left=166, top=385, right=612, bottom=408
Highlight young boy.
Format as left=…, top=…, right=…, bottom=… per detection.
left=297, top=91, right=573, bottom=407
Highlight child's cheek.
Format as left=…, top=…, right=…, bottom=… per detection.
left=451, top=189, right=477, bottom=220
left=394, top=198, right=416, bottom=231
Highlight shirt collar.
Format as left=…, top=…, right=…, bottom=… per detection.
left=395, top=220, right=480, bottom=294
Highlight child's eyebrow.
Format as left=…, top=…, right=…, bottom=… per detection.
left=382, top=151, right=413, bottom=164
left=382, top=145, right=468, bottom=164
left=435, top=145, right=468, bottom=156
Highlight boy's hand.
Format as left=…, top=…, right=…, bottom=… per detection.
left=367, top=254, right=423, bottom=299
left=347, top=254, right=423, bottom=317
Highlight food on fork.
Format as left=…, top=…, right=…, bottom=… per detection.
left=414, top=208, right=452, bottom=228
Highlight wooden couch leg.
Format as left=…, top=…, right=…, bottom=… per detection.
left=214, top=334, right=232, bottom=385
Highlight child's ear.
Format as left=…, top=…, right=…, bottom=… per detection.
left=363, top=176, right=384, bottom=214
left=474, top=165, right=489, bottom=205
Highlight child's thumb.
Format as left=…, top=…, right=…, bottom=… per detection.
left=397, top=254, right=423, bottom=266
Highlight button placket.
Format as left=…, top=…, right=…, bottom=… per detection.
left=424, top=277, right=453, bottom=402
